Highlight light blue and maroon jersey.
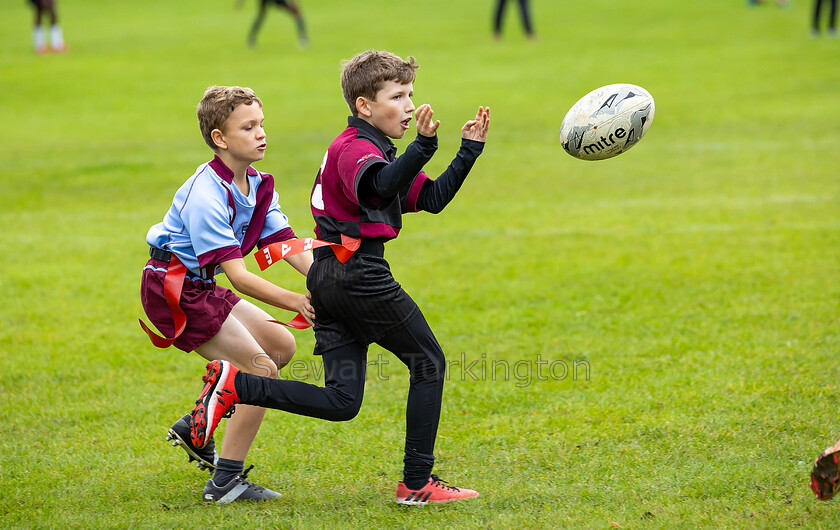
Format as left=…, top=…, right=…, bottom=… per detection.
left=146, top=156, right=295, bottom=275
left=310, top=117, right=431, bottom=241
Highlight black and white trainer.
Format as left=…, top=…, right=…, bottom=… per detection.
left=165, top=413, right=217, bottom=472
left=203, top=466, right=282, bottom=503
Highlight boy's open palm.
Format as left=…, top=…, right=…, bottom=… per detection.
left=461, top=106, right=490, bottom=142
left=415, top=104, right=440, bottom=137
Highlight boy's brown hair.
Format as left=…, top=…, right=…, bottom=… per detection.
left=197, top=85, right=263, bottom=150
left=341, top=50, right=419, bottom=117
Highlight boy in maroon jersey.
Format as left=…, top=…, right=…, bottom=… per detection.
left=189, top=50, right=490, bottom=505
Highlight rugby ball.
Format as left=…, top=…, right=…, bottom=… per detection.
left=559, top=83, right=655, bottom=161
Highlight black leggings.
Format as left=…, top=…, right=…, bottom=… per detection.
left=493, top=0, right=534, bottom=35
left=235, top=310, right=445, bottom=489
left=813, top=0, right=838, bottom=31
left=30, top=0, right=58, bottom=26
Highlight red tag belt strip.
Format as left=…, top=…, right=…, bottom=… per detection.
left=139, top=253, right=188, bottom=348
left=255, top=234, right=360, bottom=270
left=140, top=235, right=360, bottom=346
left=256, top=234, right=360, bottom=329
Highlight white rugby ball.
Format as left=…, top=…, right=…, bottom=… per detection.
left=559, top=83, right=655, bottom=161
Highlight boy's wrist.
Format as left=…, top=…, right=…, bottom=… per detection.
left=414, top=133, right=438, bottom=154
left=460, top=137, right=486, bottom=153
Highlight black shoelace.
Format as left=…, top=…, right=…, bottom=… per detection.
left=430, top=474, right=460, bottom=492
left=238, top=465, right=267, bottom=493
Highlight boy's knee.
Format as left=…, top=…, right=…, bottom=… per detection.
left=268, top=333, right=297, bottom=368
left=322, top=386, right=363, bottom=421
left=274, top=341, right=296, bottom=368
left=410, top=350, right=446, bottom=382
left=328, top=400, right=362, bottom=422
left=245, top=354, right=279, bottom=379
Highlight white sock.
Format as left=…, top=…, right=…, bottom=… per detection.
left=33, top=25, right=46, bottom=50
left=50, top=25, right=64, bottom=49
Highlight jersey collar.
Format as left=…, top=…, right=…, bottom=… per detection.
left=348, top=116, right=397, bottom=161
left=208, top=155, right=260, bottom=184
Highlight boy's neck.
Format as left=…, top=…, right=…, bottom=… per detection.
left=215, top=151, right=251, bottom=183
left=353, top=115, right=398, bottom=146
left=355, top=115, right=384, bottom=137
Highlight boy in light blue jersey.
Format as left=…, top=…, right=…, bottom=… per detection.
left=141, top=85, right=314, bottom=503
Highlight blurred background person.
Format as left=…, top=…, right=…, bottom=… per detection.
left=812, top=0, right=838, bottom=36
left=493, top=0, right=536, bottom=40
left=237, top=0, right=308, bottom=49
left=29, top=0, right=66, bottom=53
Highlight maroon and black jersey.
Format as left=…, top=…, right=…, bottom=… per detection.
left=310, top=116, right=436, bottom=241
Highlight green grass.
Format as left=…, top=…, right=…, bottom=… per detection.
left=2, top=0, right=839, bottom=527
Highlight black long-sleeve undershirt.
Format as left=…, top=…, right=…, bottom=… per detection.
left=360, top=135, right=485, bottom=213
left=367, top=133, right=438, bottom=198
left=416, top=138, right=484, bottom=213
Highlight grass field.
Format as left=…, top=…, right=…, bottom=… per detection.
left=2, top=0, right=839, bottom=527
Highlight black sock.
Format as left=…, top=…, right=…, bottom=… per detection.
left=213, top=458, right=244, bottom=486
left=404, top=472, right=431, bottom=491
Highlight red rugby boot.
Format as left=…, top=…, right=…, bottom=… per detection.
left=190, top=360, right=240, bottom=449
left=395, top=474, right=480, bottom=505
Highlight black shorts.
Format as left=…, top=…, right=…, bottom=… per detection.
left=307, top=244, right=419, bottom=355
left=262, top=0, right=290, bottom=7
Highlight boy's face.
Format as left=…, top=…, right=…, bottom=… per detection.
left=214, top=102, right=266, bottom=164
left=358, top=80, right=415, bottom=139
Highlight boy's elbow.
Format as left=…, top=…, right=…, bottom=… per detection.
left=417, top=196, right=446, bottom=214
left=226, top=272, right=254, bottom=296
left=225, top=273, right=244, bottom=291
left=219, top=260, right=252, bottom=292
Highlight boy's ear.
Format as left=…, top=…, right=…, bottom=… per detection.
left=356, top=96, right=372, bottom=118
left=210, top=128, right=227, bottom=150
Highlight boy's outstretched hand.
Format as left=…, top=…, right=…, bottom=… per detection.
left=462, top=106, right=490, bottom=142
left=415, top=104, right=440, bottom=138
